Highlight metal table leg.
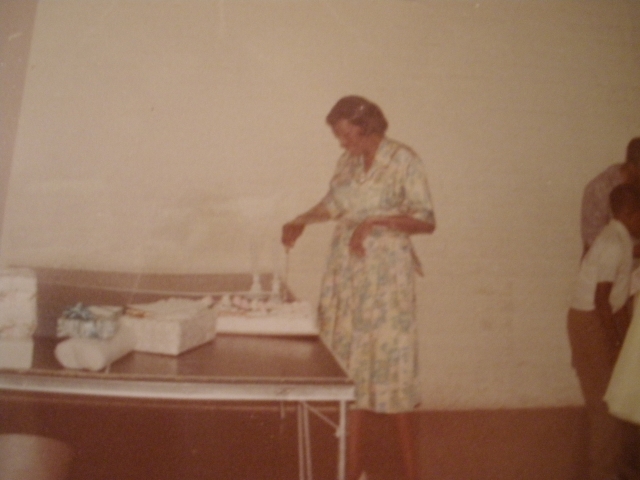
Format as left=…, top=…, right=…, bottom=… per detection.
left=337, top=400, right=347, bottom=480
left=295, top=401, right=348, bottom=480
left=297, top=402, right=313, bottom=480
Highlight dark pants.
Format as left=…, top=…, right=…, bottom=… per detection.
left=568, top=308, right=639, bottom=480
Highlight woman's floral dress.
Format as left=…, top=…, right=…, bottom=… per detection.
left=319, top=138, right=435, bottom=413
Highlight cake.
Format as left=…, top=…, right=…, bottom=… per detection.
left=0, top=268, right=37, bottom=369
left=214, top=295, right=318, bottom=336
left=120, top=296, right=216, bottom=355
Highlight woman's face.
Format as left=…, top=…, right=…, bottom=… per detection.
left=331, top=119, right=367, bottom=156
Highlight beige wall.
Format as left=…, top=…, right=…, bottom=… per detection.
left=1, top=0, right=640, bottom=409
left=0, top=0, right=37, bottom=242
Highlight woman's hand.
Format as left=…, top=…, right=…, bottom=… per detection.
left=281, top=202, right=332, bottom=250
left=282, top=221, right=305, bottom=250
left=349, top=215, right=435, bottom=257
left=349, top=220, right=374, bottom=257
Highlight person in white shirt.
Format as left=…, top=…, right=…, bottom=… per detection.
left=569, top=183, right=640, bottom=480
left=581, top=137, right=640, bottom=256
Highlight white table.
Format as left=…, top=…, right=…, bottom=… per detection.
left=0, top=335, right=354, bottom=480
left=0, top=269, right=355, bottom=480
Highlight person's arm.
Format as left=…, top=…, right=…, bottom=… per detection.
left=281, top=202, right=332, bottom=249
left=594, top=281, right=623, bottom=348
left=580, top=179, right=611, bottom=257
left=349, top=149, right=436, bottom=256
left=349, top=214, right=435, bottom=257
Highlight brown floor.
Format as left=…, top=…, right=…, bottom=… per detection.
left=1, top=400, right=588, bottom=480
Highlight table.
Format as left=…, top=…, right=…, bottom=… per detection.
left=0, top=269, right=355, bottom=480
left=0, top=336, right=354, bottom=480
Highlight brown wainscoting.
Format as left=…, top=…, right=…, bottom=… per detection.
left=415, top=407, right=587, bottom=480
left=1, top=399, right=587, bottom=480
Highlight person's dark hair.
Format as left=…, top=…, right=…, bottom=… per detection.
left=610, top=183, right=640, bottom=215
left=326, top=95, right=388, bottom=135
left=626, top=137, right=640, bottom=166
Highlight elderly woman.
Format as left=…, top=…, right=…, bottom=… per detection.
left=282, top=96, right=435, bottom=480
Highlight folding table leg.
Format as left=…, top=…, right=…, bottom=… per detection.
left=297, top=400, right=348, bottom=480
left=303, top=403, right=313, bottom=480
left=337, top=400, right=347, bottom=480
left=297, top=403, right=305, bottom=480
left=296, top=402, right=313, bottom=480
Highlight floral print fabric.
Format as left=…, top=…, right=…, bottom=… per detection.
left=318, top=138, right=434, bottom=413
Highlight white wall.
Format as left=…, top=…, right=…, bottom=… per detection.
left=0, top=0, right=37, bottom=243
left=2, top=0, right=640, bottom=409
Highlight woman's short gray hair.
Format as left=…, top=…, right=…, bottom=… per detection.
left=326, top=95, right=388, bottom=135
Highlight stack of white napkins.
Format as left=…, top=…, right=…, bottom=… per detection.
left=0, top=268, right=37, bottom=369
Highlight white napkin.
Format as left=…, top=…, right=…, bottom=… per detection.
left=55, top=324, right=136, bottom=371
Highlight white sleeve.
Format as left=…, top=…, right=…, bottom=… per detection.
left=595, top=240, right=623, bottom=283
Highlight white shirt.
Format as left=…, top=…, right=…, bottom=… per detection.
left=571, top=219, right=634, bottom=314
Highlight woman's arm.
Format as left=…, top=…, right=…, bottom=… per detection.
left=594, top=281, right=622, bottom=348
left=281, top=202, right=332, bottom=249
left=368, top=215, right=435, bottom=235
left=349, top=214, right=435, bottom=257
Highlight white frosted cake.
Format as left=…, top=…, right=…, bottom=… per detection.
left=214, top=295, right=318, bottom=336
left=0, top=268, right=37, bottom=369
left=120, top=296, right=216, bottom=355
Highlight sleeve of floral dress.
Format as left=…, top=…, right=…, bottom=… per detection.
left=401, top=150, right=435, bottom=225
left=319, top=153, right=350, bottom=219
left=319, top=190, right=342, bottom=219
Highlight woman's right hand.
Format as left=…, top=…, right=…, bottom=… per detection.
left=282, top=221, right=305, bottom=249
left=281, top=202, right=331, bottom=249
